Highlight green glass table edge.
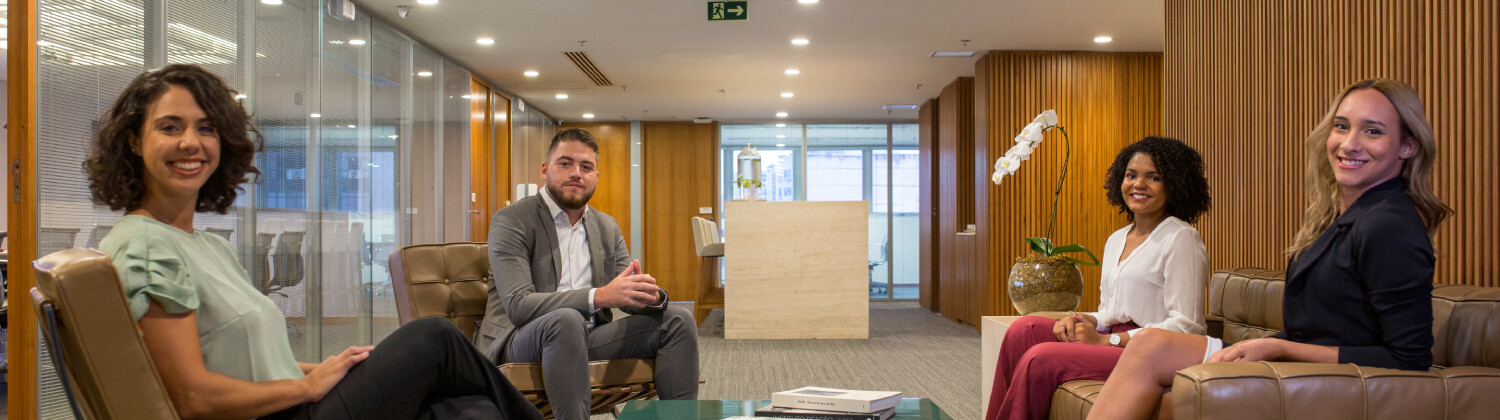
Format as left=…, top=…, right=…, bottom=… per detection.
left=616, top=398, right=952, bottom=420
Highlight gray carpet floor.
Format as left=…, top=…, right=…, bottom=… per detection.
left=594, top=301, right=982, bottom=419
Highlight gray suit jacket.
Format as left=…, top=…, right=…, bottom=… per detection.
left=476, top=194, right=667, bottom=363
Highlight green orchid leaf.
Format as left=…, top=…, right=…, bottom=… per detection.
left=1051, top=244, right=1101, bottom=266
left=1024, top=237, right=1054, bottom=255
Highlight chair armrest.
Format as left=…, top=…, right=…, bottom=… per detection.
left=1171, top=362, right=1500, bottom=419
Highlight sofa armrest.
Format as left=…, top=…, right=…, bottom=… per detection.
left=1170, top=363, right=1500, bottom=419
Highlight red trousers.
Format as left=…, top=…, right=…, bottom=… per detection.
left=983, top=315, right=1138, bottom=420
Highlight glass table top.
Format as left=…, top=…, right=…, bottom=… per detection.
left=616, top=398, right=952, bottom=420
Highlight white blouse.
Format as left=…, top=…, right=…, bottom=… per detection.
left=1084, top=216, right=1209, bottom=336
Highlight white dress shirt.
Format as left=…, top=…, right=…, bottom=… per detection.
left=539, top=188, right=598, bottom=314
left=1085, top=216, right=1209, bottom=337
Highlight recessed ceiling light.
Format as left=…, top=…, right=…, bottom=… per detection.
left=349, top=39, right=366, bottom=45
left=1094, top=35, right=1113, bottom=43
left=776, top=144, right=786, bottom=147
left=416, top=71, right=433, bottom=77
left=798, top=0, right=818, bottom=3
left=556, top=93, right=569, bottom=99
left=776, top=135, right=786, bottom=139
left=461, top=95, right=472, bottom=99
left=477, top=38, right=495, bottom=45
left=260, top=0, right=283, bottom=4
left=347, top=125, right=356, bottom=128
left=523, top=70, right=539, bottom=77
left=776, top=123, right=786, bottom=127
left=781, top=92, right=794, bottom=98
left=930, top=51, right=975, bottom=57
left=234, top=93, right=247, bottom=99
left=583, top=113, right=595, bottom=119
left=776, top=112, right=789, bottom=118
left=790, top=38, right=810, bottom=46
left=417, top=0, right=438, bottom=4
left=785, top=69, right=800, bottom=75
left=310, top=113, right=322, bottom=118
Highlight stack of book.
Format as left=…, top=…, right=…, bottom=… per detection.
left=755, top=386, right=903, bottom=420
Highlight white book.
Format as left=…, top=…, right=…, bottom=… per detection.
left=770, top=386, right=903, bottom=413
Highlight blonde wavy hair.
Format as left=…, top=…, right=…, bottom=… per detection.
left=1286, top=78, right=1452, bottom=258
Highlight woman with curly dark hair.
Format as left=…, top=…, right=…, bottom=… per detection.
left=985, top=136, right=1211, bottom=420
left=85, top=64, right=541, bottom=420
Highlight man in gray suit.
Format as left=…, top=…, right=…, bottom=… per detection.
left=477, top=127, right=699, bottom=420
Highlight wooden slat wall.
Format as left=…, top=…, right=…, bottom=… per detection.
left=937, top=78, right=975, bottom=325
left=641, top=122, right=719, bottom=303
left=560, top=122, right=632, bottom=244
left=918, top=98, right=941, bottom=313
left=1165, top=0, right=1499, bottom=287
left=973, top=51, right=1163, bottom=317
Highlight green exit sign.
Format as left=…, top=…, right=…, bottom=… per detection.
left=708, top=1, right=748, bottom=21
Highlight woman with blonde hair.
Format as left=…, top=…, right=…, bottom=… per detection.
left=1085, top=78, right=1451, bottom=420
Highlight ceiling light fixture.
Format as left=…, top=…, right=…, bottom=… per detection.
left=347, top=125, right=356, bottom=128
left=416, top=71, right=433, bottom=77
left=461, top=95, right=472, bottom=99
left=310, top=113, right=322, bottom=118
left=776, top=112, right=789, bottom=118
left=556, top=93, right=569, bottom=99
left=583, top=113, right=596, bottom=119
left=234, top=94, right=248, bottom=99
left=776, top=135, right=786, bottom=139
left=1094, top=35, right=1113, bottom=43
left=260, top=0, right=283, bottom=4
left=785, top=69, right=800, bottom=75
left=417, top=0, right=438, bottom=4
left=523, top=70, right=539, bottom=77
left=477, top=37, right=495, bottom=45
left=798, top=0, right=819, bottom=3
left=776, top=144, right=786, bottom=147
left=781, top=92, right=795, bottom=98
left=776, top=123, right=786, bottom=127
left=349, top=39, right=366, bottom=45
left=790, top=38, right=810, bottom=46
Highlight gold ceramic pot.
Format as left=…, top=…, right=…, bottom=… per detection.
left=1007, top=255, right=1083, bottom=314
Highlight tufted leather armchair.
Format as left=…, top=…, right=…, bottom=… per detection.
left=1048, top=268, right=1500, bottom=419
left=387, top=242, right=657, bottom=418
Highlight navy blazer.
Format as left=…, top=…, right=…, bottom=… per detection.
left=1276, top=178, right=1435, bottom=370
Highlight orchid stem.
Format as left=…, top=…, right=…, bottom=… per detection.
left=1044, top=126, right=1071, bottom=245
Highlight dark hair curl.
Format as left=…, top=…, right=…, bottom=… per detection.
left=85, top=64, right=262, bottom=214
left=1103, top=136, right=1211, bottom=223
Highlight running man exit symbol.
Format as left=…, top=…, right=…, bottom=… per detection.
left=708, top=1, right=747, bottom=21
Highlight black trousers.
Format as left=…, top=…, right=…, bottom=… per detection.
left=264, top=317, right=542, bottom=420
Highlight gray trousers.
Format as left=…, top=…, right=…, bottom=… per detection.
left=505, top=306, right=699, bottom=420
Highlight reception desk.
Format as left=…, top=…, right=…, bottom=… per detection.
left=722, top=200, right=868, bottom=339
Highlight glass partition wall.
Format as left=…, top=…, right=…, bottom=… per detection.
left=719, top=123, right=920, bottom=300
left=33, top=0, right=481, bottom=416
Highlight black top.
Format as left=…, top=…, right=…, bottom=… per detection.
left=1275, top=178, right=1435, bottom=370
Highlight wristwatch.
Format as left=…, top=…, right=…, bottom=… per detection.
left=1108, top=333, right=1123, bottom=347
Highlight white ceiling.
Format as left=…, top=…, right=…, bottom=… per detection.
left=359, top=0, right=1158, bottom=122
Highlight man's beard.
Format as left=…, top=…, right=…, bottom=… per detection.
left=546, top=182, right=594, bottom=210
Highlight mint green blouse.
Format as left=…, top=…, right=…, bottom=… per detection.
left=99, top=215, right=303, bottom=383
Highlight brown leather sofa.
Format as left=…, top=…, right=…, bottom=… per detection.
left=1048, top=268, right=1500, bottom=419
left=387, top=242, right=657, bottom=418
left=31, top=248, right=180, bottom=419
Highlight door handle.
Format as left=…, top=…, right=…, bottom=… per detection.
left=470, top=210, right=481, bottom=214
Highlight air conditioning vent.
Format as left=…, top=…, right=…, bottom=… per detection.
left=564, top=51, right=614, bottom=86
left=930, top=51, right=976, bottom=57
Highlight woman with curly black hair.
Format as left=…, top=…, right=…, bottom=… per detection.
left=986, top=136, right=1211, bottom=420
left=85, top=64, right=542, bottom=420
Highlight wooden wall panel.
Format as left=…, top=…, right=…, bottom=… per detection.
left=469, top=80, right=491, bottom=240
left=642, top=122, right=719, bottom=303
left=560, top=122, right=632, bottom=244
left=918, top=99, right=941, bottom=312
left=1165, top=0, right=1499, bottom=287
left=937, top=78, right=975, bottom=325
left=8, top=0, right=37, bottom=416
left=972, top=51, right=1163, bottom=317
left=491, top=94, right=511, bottom=211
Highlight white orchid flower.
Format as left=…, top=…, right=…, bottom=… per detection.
left=1016, top=122, right=1045, bottom=144
left=997, top=155, right=1022, bottom=175
left=1037, top=109, right=1059, bottom=127
left=1008, top=142, right=1035, bottom=160
left=992, top=170, right=1003, bottom=184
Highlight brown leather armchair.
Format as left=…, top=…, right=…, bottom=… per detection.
left=31, top=248, right=179, bottom=419
left=1049, top=268, right=1500, bottom=419
left=387, top=242, right=657, bottom=418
